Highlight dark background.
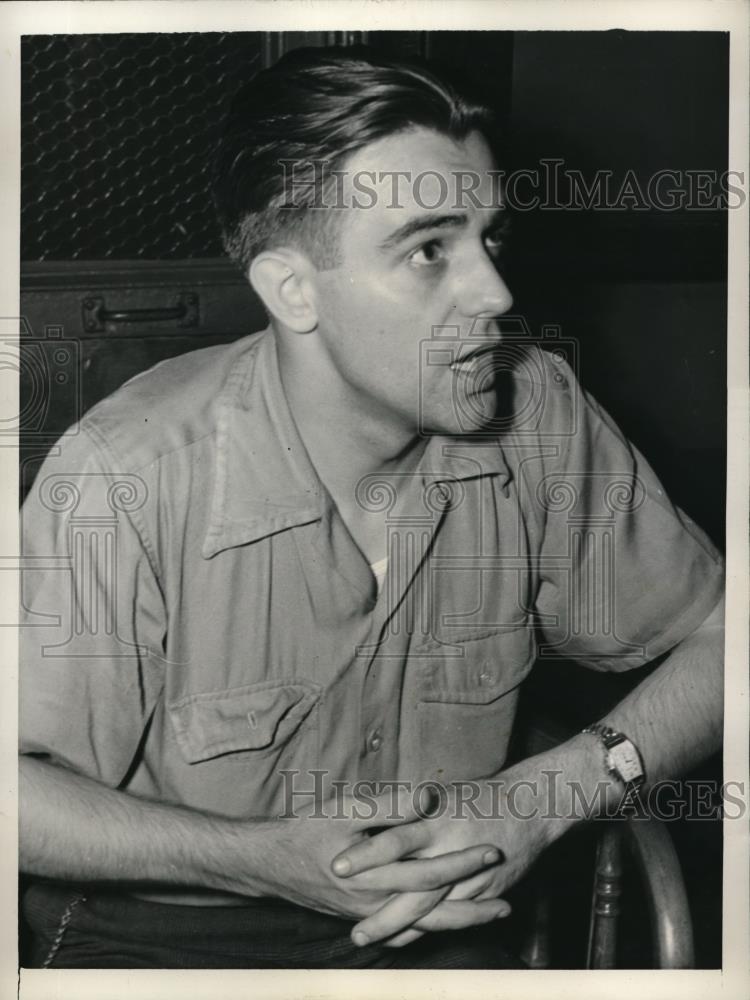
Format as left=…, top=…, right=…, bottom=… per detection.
left=19, top=30, right=728, bottom=968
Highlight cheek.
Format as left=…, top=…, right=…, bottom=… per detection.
left=317, top=287, right=399, bottom=343
left=316, top=274, right=380, bottom=332
left=314, top=271, right=454, bottom=388
left=323, top=266, right=441, bottom=321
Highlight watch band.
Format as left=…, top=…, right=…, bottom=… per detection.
left=582, top=723, right=646, bottom=815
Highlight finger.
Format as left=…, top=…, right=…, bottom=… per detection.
left=351, top=888, right=448, bottom=947
left=343, top=845, right=501, bottom=891
left=332, top=821, right=430, bottom=877
left=382, top=927, right=425, bottom=948
left=446, top=881, right=504, bottom=904
left=443, top=867, right=500, bottom=901
left=412, top=897, right=512, bottom=933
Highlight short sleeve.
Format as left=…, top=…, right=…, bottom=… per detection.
left=521, top=359, right=724, bottom=671
left=19, top=425, right=167, bottom=786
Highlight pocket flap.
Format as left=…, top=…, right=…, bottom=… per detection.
left=168, top=680, right=320, bottom=763
left=420, top=628, right=534, bottom=704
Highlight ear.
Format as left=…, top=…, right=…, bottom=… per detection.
left=248, top=249, right=318, bottom=333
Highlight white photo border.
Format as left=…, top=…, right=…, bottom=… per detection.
left=2, top=3, right=747, bottom=999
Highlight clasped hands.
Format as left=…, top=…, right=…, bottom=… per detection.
left=319, top=776, right=552, bottom=949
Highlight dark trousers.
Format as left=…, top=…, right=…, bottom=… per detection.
left=22, top=881, right=526, bottom=970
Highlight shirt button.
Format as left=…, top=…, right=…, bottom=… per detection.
left=478, top=669, right=496, bottom=687
left=367, top=729, right=383, bottom=753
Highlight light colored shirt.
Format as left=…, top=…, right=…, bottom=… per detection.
left=20, top=328, right=724, bottom=823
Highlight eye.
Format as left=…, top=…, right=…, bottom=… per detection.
left=409, top=239, right=445, bottom=266
left=484, top=228, right=507, bottom=258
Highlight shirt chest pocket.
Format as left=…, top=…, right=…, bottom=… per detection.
left=168, top=679, right=321, bottom=766
left=416, top=626, right=535, bottom=783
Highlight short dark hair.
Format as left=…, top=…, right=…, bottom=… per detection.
left=212, top=45, right=497, bottom=271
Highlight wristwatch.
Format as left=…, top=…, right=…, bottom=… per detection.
left=582, top=724, right=646, bottom=815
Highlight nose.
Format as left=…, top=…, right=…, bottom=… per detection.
left=453, top=248, right=514, bottom=319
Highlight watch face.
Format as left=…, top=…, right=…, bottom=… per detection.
left=610, top=741, right=643, bottom=782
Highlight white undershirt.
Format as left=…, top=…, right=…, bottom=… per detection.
left=370, top=556, right=388, bottom=595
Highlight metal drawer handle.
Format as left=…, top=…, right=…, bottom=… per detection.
left=82, top=292, right=199, bottom=332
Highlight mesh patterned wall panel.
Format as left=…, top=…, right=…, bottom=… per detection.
left=20, top=31, right=510, bottom=265
left=21, top=33, right=267, bottom=261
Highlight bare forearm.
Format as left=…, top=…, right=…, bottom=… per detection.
left=514, top=593, right=724, bottom=842
left=21, top=757, right=494, bottom=925
left=19, top=756, right=273, bottom=894
left=598, top=596, right=724, bottom=781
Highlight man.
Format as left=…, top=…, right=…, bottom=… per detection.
left=19, top=46, right=724, bottom=968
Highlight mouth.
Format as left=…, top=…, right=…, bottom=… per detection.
left=449, top=345, right=500, bottom=376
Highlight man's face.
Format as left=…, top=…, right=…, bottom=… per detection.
left=310, top=127, right=514, bottom=438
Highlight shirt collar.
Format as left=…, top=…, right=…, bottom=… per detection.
left=202, top=329, right=511, bottom=558
left=419, top=435, right=511, bottom=489
left=202, top=330, right=327, bottom=558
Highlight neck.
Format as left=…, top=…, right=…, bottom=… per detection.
left=274, top=328, right=427, bottom=503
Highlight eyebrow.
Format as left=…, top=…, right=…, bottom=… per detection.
left=378, top=208, right=509, bottom=252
